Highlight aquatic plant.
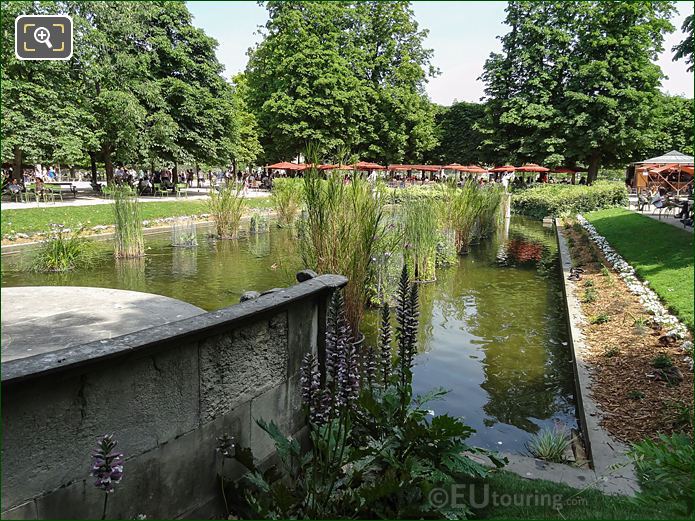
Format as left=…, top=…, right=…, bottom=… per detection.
left=526, top=425, right=571, bottom=463
left=249, top=212, right=269, bottom=234
left=112, top=187, right=144, bottom=258
left=30, top=225, right=98, bottom=272
left=299, top=155, right=385, bottom=332
left=402, top=197, right=440, bottom=281
left=208, top=183, right=246, bottom=239
left=271, top=177, right=303, bottom=227
left=91, top=434, right=124, bottom=519
left=475, top=184, right=504, bottom=239
left=446, top=180, right=490, bottom=254
left=171, top=216, right=198, bottom=247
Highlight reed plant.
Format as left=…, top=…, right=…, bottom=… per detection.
left=112, top=187, right=144, bottom=258
left=402, top=197, right=440, bottom=281
left=208, top=183, right=246, bottom=239
left=271, top=177, right=303, bottom=227
left=447, top=180, right=483, bottom=254
left=475, top=185, right=504, bottom=239
left=31, top=225, right=98, bottom=272
left=299, top=162, right=385, bottom=333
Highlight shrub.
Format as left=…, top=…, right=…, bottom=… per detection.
left=271, top=177, right=303, bottom=227
left=629, top=433, right=694, bottom=515
left=208, top=183, right=246, bottom=239
left=512, top=181, right=628, bottom=219
left=526, top=425, right=571, bottom=463
left=31, top=225, right=98, bottom=272
left=112, top=187, right=144, bottom=258
left=651, top=352, right=673, bottom=369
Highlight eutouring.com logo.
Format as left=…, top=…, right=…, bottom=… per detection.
left=428, top=484, right=588, bottom=511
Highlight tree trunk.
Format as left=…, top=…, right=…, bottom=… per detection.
left=89, top=152, right=98, bottom=185
left=172, top=162, right=178, bottom=184
left=587, top=151, right=602, bottom=185
left=12, top=145, right=22, bottom=182
left=104, top=149, right=114, bottom=184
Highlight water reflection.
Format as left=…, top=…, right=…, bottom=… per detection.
left=1, top=217, right=575, bottom=452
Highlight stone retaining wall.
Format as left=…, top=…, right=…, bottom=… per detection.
left=1, top=274, right=346, bottom=519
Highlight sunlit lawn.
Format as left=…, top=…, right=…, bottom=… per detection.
left=584, top=208, right=694, bottom=331
left=1, top=197, right=273, bottom=237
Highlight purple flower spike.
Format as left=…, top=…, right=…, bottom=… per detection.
left=91, top=434, right=124, bottom=493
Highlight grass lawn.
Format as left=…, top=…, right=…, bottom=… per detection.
left=584, top=208, right=694, bottom=331
left=471, top=471, right=687, bottom=519
left=1, top=197, right=273, bottom=236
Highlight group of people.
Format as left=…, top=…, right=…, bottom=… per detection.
left=1, top=164, right=58, bottom=199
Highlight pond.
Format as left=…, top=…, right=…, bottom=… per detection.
left=1, top=216, right=577, bottom=453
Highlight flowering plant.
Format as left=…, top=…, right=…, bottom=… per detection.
left=91, top=434, right=124, bottom=519
left=227, top=266, right=506, bottom=519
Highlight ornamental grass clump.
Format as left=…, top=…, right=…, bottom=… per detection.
left=208, top=183, right=246, bottom=239
left=526, top=424, right=571, bottom=463
left=402, top=197, right=440, bottom=281
left=112, top=187, right=144, bottom=258
left=447, top=180, right=485, bottom=254
left=91, top=434, right=124, bottom=519
left=299, top=161, right=385, bottom=333
left=475, top=184, right=504, bottom=239
left=225, top=267, right=506, bottom=519
left=271, top=177, right=303, bottom=227
left=30, top=225, right=98, bottom=272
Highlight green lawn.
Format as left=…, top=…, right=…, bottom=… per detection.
left=1, top=197, right=273, bottom=236
left=584, top=208, right=694, bottom=331
left=471, top=471, right=687, bottom=519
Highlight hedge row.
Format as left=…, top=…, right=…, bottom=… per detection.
left=511, top=181, right=628, bottom=219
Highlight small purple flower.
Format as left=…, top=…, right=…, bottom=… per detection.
left=91, top=434, right=124, bottom=493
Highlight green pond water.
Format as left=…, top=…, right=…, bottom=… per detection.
left=1, top=216, right=577, bottom=453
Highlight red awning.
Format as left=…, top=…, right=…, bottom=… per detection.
left=387, top=164, right=412, bottom=171
left=353, top=161, right=385, bottom=170
left=268, top=162, right=306, bottom=171
left=649, top=163, right=680, bottom=174
left=516, top=163, right=549, bottom=172
left=464, top=165, right=489, bottom=174
left=490, top=165, right=517, bottom=172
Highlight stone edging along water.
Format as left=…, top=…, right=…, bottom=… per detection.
left=553, top=218, right=640, bottom=496
left=575, top=214, right=693, bottom=370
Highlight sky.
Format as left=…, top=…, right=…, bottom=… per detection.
left=187, top=1, right=694, bottom=106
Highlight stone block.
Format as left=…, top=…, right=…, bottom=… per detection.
left=1, top=500, right=37, bottom=520
left=2, top=344, right=199, bottom=510
left=249, top=382, right=293, bottom=463
left=287, top=300, right=318, bottom=378
left=35, top=403, right=251, bottom=520
left=200, top=313, right=289, bottom=422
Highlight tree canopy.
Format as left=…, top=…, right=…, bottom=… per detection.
left=1, top=1, right=259, bottom=181
left=245, top=1, right=437, bottom=164
left=481, top=1, right=682, bottom=181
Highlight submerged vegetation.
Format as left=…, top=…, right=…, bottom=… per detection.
left=208, top=183, right=246, bottom=239
left=112, top=187, right=144, bottom=258
left=30, top=225, right=98, bottom=272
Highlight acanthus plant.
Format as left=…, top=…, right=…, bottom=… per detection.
left=224, top=265, right=506, bottom=519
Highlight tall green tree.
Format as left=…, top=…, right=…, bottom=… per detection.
left=424, top=101, right=488, bottom=165
left=673, top=14, right=693, bottom=72
left=562, top=1, right=675, bottom=182
left=481, top=1, right=676, bottom=180
left=640, top=93, right=694, bottom=158
left=245, top=1, right=437, bottom=163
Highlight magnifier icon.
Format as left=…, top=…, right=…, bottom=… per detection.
left=33, top=26, right=52, bottom=49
